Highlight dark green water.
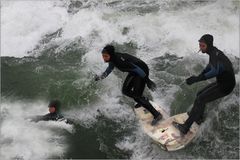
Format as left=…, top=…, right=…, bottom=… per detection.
left=2, top=44, right=239, bottom=159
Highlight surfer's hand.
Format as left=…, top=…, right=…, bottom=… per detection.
left=94, top=74, right=101, bottom=81
left=186, top=76, right=199, bottom=85
left=146, top=77, right=157, bottom=92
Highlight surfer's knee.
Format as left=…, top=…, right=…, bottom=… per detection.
left=195, top=94, right=206, bottom=106
left=121, top=87, right=128, bottom=95
left=196, top=90, right=202, bottom=96
left=122, top=88, right=134, bottom=98
left=133, top=97, right=141, bottom=102
left=195, top=96, right=201, bottom=104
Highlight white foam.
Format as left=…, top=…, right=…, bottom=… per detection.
left=0, top=100, right=73, bottom=160
left=2, top=0, right=238, bottom=58
left=65, top=75, right=135, bottom=128
left=1, top=1, right=68, bottom=57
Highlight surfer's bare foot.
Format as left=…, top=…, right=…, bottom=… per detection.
left=151, top=113, right=162, bottom=126
left=172, top=121, right=189, bottom=135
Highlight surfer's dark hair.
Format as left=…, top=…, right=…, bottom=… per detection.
left=101, top=45, right=115, bottom=55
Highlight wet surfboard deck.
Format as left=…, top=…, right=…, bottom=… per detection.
left=134, top=102, right=199, bottom=151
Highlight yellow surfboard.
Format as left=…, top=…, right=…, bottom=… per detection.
left=134, top=102, right=199, bottom=151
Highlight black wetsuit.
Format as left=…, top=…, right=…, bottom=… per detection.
left=30, top=112, right=73, bottom=124
left=100, top=52, right=160, bottom=118
left=32, top=112, right=65, bottom=122
left=184, top=46, right=236, bottom=130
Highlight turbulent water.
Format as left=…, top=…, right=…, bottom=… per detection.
left=1, top=0, right=239, bottom=159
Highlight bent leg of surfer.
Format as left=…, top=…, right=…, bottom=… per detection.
left=174, top=83, right=228, bottom=134
left=122, top=74, right=162, bottom=125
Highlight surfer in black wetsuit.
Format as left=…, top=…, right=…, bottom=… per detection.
left=173, top=34, right=236, bottom=135
left=30, top=100, right=70, bottom=123
left=95, top=45, right=162, bottom=125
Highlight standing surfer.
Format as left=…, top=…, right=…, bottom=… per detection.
left=95, top=45, right=162, bottom=125
left=173, top=34, right=236, bottom=134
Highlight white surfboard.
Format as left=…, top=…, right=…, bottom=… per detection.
left=134, top=102, right=199, bottom=151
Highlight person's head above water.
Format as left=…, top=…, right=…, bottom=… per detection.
left=101, top=45, right=115, bottom=62
left=198, top=34, right=214, bottom=53
left=48, top=100, right=61, bottom=113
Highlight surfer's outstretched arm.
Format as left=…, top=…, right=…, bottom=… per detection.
left=95, top=62, right=114, bottom=81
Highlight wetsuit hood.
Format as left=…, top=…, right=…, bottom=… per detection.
left=101, top=45, right=116, bottom=61
left=48, top=100, right=61, bottom=113
left=198, top=34, right=214, bottom=53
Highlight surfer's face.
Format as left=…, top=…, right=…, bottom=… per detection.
left=199, top=42, right=207, bottom=53
left=49, top=107, right=56, bottom=113
left=102, top=53, right=111, bottom=62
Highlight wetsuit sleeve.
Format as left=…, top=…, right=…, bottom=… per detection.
left=203, top=62, right=224, bottom=79
left=30, top=114, right=51, bottom=122
left=201, top=64, right=211, bottom=75
left=101, top=62, right=115, bottom=79
left=39, top=114, right=53, bottom=121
